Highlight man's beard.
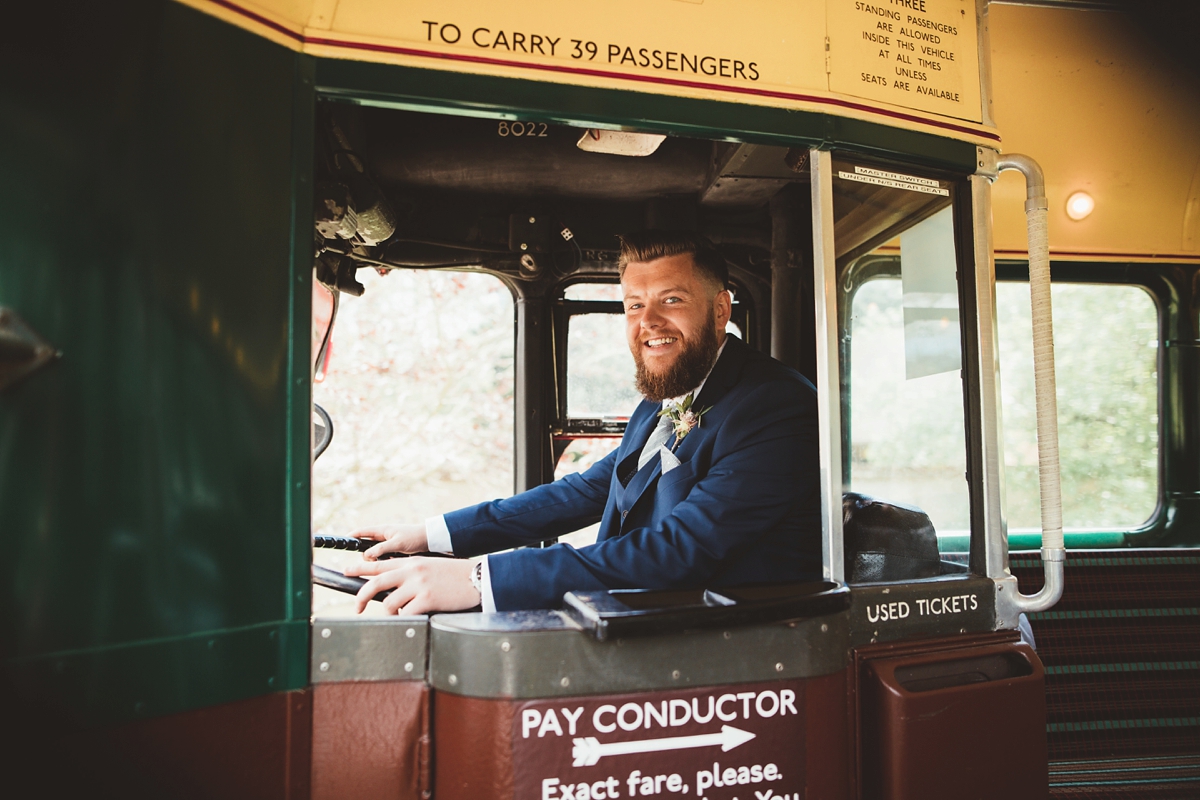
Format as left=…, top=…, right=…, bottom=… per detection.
left=633, top=312, right=722, bottom=403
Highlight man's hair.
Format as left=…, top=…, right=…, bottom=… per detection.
left=617, top=230, right=729, bottom=293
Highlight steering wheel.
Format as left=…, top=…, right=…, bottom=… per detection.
left=313, top=403, right=333, bottom=461
left=310, top=536, right=457, bottom=602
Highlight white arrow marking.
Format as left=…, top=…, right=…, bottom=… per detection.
left=571, top=725, right=756, bottom=767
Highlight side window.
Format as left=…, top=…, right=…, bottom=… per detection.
left=996, top=281, right=1158, bottom=536
left=834, top=156, right=970, bottom=553
left=556, top=283, right=633, bottom=547
left=312, top=270, right=514, bottom=613
left=566, top=309, right=641, bottom=419
left=845, top=269, right=970, bottom=538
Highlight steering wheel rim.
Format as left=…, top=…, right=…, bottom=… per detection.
left=313, top=403, right=333, bottom=462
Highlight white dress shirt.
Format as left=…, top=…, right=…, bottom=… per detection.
left=427, top=338, right=727, bottom=612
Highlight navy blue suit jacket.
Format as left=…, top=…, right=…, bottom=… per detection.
left=444, top=335, right=822, bottom=610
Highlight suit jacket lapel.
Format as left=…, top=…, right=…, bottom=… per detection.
left=616, top=400, right=661, bottom=487
left=617, top=335, right=750, bottom=517
left=691, top=334, right=748, bottom=416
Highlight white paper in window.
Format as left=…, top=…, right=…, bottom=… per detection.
left=900, top=206, right=961, bottom=380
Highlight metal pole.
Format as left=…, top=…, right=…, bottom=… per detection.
left=969, top=150, right=1010, bottom=580
left=810, top=149, right=844, bottom=584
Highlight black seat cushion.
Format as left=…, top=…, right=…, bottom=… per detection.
left=842, top=492, right=946, bottom=582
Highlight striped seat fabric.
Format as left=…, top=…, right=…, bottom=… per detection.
left=1012, top=549, right=1200, bottom=798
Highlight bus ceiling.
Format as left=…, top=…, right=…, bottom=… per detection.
left=311, top=105, right=962, bottom=286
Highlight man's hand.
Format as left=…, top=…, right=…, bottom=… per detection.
left=349, top=524, right=430, bottom=560
left=344, top=557, right=481, bottom=615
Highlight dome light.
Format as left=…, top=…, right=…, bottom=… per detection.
left=1065, top=191, right=1095, bottom=221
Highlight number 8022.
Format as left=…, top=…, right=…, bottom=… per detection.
left=498, top=121, right=549, bottom=138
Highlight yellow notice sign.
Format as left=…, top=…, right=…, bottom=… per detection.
left=312, top=0, right=828, bottom=96
left=177, top=0, right=994, bottom=139
left=827, top=0, right=981, bottom=122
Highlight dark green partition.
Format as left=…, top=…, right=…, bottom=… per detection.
left=0, top=0, right=313, bottom=721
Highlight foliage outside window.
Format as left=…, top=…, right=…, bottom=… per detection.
left=996, top=282, right=1158, bottom=530
left=847, top=276, right=970, bottom=535
left=567, top=313, right=642, bottom=418
left=312, top=270, right=514, bottom=614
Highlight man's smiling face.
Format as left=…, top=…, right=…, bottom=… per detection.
left=621, top=253, right=731, bottom=402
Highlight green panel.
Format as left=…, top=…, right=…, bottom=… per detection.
left=314, top=58, right=978, bottom=173
left=8, top=620, right=308, bottom=724
left=0, top=0, right=311, bottom=720
left=938, top=530, right=1128, bottom=552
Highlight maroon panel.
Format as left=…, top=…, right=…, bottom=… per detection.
left=859, top=642, right=1047, bottom=800
left=66, top=690, right=313, bottom=800
left=312, top=681, right=430, bottom=800
left=433, top=692, right=516, bottom=800
left=804, top=670, right=851, bottom=800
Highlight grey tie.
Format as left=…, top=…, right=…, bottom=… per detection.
left=637, top=413, right=674, bottom=471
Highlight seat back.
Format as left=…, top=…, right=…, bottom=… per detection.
left=842, top=492, right=951, bottom=583
left=1012, top=549, right=1200, bottom=794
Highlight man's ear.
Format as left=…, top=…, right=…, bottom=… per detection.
left=714, top=289, right=733, bottom=330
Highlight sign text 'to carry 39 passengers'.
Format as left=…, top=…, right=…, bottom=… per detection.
left=514, top=682, right=806, bottom=800
left=182, top=0, right=989, bottom=133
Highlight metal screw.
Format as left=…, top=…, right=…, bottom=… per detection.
left=560, top=677, right=570, bottom=687
left=405, top=662, right=414, bottom=673
left=501, top=641, right=511, bottom=652
left=319, top=662, right=330, bottom=672
left=448, top=674, right=458, bottom=686
left=529, top=216, right=537, bottom=224
left=775, top=663, right=784, bottom=672
left=723, top=631, right=731, bottom=640
left=520, top=242, right=528, bottom=251
left=821, top=623, right=829, bottom=633
left=321, top=628, right=331, bottom=639
left=406, top=628, right=416, bottom=639
left=672, top=670, right=681, bottom=679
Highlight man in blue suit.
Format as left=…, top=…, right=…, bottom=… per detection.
left=347, top=231, right=821, bottom=613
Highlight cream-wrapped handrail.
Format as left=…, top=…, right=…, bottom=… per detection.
left=998, top=154, right=1064, bottom=612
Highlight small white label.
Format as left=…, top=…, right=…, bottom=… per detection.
left=837, top=169, right=948, bottom=196
left=854, top=166, right=942, bottom=188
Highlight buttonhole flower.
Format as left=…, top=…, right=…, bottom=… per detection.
left=657, top=393, right=713, bottom=452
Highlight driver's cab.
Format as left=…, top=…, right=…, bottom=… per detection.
left=306, top=102, right=1051, bottom=799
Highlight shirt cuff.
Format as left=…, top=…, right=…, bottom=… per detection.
left=479, top=556, right=497, bottom=613
left=425, top=515, right=454, bottom=554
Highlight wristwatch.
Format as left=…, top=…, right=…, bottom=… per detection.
left=470, top=560, right=483, bottom=595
